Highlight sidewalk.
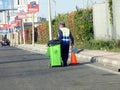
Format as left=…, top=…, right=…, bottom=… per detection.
left=16, top=44, right=120, bottom=69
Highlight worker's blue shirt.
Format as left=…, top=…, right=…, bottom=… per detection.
left=58, top=27, right=74, bottom=45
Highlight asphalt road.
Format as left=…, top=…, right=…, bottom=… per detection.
left=0, top=46, right=120, bottom=90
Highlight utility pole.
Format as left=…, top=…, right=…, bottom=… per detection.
left=48, top=0, right=52, bottom=40
left=32, top=13, right=35, bottom=46
left=53, top=0, right=56, bottom=17
left=18, top=0, right=19, bottom=5
left=11, top=0, right=14, bottom=46
left=7, top=10, right=10, bottom=34
left=83, top=0, right=84, bottom=9
left=3, top=11, right=6, bottom=24
left=11, top=0, right=14, bottom=15
left=20, top=0, right=25, bottom=45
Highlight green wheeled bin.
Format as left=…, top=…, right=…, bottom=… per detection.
left=46, top=39, right=62, bottom=67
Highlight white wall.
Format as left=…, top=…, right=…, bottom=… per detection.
left=93, top=3, right=112, bottom=40
left=23, top=13, right=38, bottom=23
left=112, top=0, right=120, bottom=40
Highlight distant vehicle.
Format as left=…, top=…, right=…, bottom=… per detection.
left=1, top=39, right=10, bottom=46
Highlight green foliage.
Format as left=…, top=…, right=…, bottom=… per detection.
left=74, top=9, right=93, bottom=42
left=108, top=0, right=113, bottom=24
left=90, top=41, right=117, bottom=50
left=36, top=8, right=94, bottom=47
left=51, top=8, right=93, bottom=43
left=36, top=21, right=49, bottom=43
left=86, top=40, right=117, bottom=50
left=30, top=7, right=120, bottom=52
left=52, top=14, right=69, bottom=38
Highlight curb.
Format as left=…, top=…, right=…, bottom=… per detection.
left=16, top=44, right=47, bottom=54
left=16, top=45, right=120, bottom=69
left=76, top=54, right=120, bottom=68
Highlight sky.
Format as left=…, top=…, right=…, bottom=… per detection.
left=0, top=0, right=11, bottom=10
left=39, top=0, right=104, bottom=19
left=0, top=0, right=104, bottom=21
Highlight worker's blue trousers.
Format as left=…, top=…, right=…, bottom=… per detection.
left=61, top=44, right=69, bottom=66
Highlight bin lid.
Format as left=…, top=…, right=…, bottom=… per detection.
left=48, top=39, right=61, bottom=46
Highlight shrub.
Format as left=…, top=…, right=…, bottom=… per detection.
left=86, top=40, right=117, bottom=50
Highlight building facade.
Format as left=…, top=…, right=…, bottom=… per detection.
left=112, top=0, right=120, bottom=40
left=93, top=1, right=112, bottom=40
left=93, top=0, right=120, bottom=41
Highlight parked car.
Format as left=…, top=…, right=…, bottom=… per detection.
left=1, top=39, right=10, bottom=46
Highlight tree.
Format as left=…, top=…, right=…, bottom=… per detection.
left=108, top=0, right=113, bottom=24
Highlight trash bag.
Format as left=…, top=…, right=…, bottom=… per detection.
left=47, top=39, right=61, bottom=46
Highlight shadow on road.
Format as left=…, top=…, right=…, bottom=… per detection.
left=0, top=63, right=90, bottom=79
left=0, top=53, right=44, bottom=58
left=0, top=57, right=49, bottom=65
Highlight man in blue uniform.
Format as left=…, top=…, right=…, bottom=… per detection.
left=58, top=21, right=74, bottom=66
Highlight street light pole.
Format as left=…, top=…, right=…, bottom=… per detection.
left=48, top=0, right=52, bottom=40
left=20, top=0, right=25, bottom=45
left=32, top=13, right=35, bottom=46
left=22, top=19, right=25, bottom=45
left=83, top=0, right=84, bottom=9
left=7, top=10, right=10, bottom=39
left=53, top=0, right=56, bottom=17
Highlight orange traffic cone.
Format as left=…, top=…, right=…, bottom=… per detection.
left=69, top=52, right=80, bottom=65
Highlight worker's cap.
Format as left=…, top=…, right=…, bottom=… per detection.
left=59, top=21, right=65, bottom=25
